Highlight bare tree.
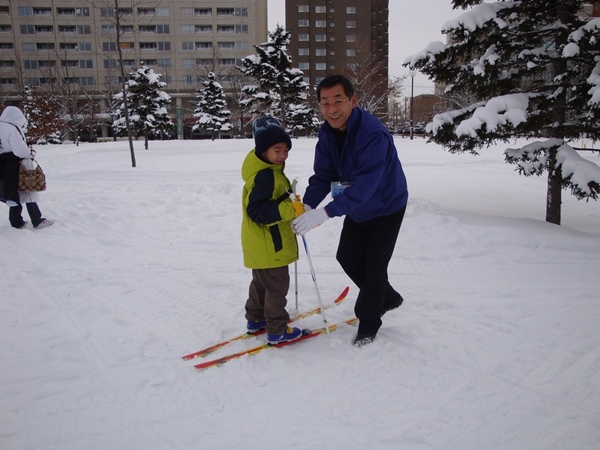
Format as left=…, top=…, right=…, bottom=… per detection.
left=342, top=34, right=399, bottom=119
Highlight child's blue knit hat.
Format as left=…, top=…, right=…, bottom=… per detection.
left=253, top=116, right=292, bottom=156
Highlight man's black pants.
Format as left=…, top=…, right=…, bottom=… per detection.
left=336, top=206, right=406, bottom=336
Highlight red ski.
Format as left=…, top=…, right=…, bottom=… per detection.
left=194, top=317, right=358, bottom=371
left=182, top=286, right=349, bottom=360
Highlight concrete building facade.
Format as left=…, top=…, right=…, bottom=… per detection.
left=0, top=0, right=268, bottom=139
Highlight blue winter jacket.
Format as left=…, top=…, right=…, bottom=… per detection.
left=303, top=107, right=408, bottom=223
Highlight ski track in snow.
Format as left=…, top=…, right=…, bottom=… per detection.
left=1, top=138, right=599, bottom=449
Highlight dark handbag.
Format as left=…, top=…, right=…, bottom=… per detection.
left=18, top=160, right=46, bottom=192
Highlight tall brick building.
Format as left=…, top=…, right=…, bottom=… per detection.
left=285, top=0, right=389, bottom=113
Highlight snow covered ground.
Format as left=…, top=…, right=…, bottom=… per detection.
left=1, top=136, right=599, bottom=450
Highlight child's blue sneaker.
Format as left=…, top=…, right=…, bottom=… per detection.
left=267, top=326, right=303, bottom=344
left=247, top=319, right=267, bottom=334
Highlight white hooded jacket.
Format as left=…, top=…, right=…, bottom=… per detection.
left=0, top=106, right=31, bottom=159
left=0, top=106, right=40, bottom=203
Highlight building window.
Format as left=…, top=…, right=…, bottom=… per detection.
left=346, top=21, right=356, bottom=28
left=36, top=43, right=55, bottom=51
left=299, top=48, right=310, bottom=56
left=195, top=42, right=213, bottom=50
left=235, top=25, right=248, bottom=33
left=182, top=75, right=197, bottom=85
left=299, top=62, right=309, bottom=70
left=315, top=20, right=326, bottom=28
left=196, top=25, right=213, bottom=33
left=57, top=7, right=90, bottom=16
left=104, top=59, right=119, bottom=69
left=298, top=19, right=309, bottom=27
left=60, top=42, right=77, bottom=51
left=346, top=49, right=356, bottom=57
left=218, top=25, right=235, bottom=33
left=102, top=25, right=116, bottom=35
left=33, top=7, right=52, bottom=16
left=236, top=41, right=248, bottom=50
left=24, top=60, right=39, bottom=70
left=218, top=42, right=235, bottom=49
left=299, top=34, right=309, bottom=42
left=315, top=63, right=326, bottom=70
left=182, top=58, right=197, bottom=68
left=18, top=7, right=33, bottom=16
left=39, top=60, right=56, bottom=68
left=298, top=5, right=309, bottom=13
left=347, top=7, right=357, bottom=14
left=315, top=34, right=326, bottom=42
left=347, top=35, right=356, bottom=42
left=20, top=25, right=35, bottom=35
left=315, top=48, right=326, bottom=56
left=315, top=6, right=326, bottom=13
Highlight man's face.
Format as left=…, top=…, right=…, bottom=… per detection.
left=318, top=84, right=357, bottom=132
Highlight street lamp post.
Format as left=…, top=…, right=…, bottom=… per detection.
left=409, top=69, right=416, bottom=140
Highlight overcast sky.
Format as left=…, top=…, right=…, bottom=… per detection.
left=267, top=0, right=462, bottom=97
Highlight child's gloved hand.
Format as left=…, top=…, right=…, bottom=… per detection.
left=292, top=194, right=310, bottom=218
left=293, top=199, right=305, bottom=217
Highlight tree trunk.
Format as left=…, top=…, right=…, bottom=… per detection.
left=115, top=0, right=136, bottom=167
left=546, top=149, right=562, bottom=225
left=545, top=0, right=569, bottom=225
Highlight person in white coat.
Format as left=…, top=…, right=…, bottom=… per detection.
left=0, top=106, right=53, bottom=229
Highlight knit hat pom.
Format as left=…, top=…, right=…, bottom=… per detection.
left=253, top=116, right=292, bottom=156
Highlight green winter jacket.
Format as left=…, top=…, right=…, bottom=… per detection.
left=241, top=149, right=298, bottom=269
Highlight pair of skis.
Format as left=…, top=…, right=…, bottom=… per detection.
left=182, top=287, right=356, bottom=370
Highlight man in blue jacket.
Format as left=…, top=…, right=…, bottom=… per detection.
left=293, top=75, right=409, bottom=347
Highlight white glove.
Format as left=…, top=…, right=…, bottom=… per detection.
left=292, top=208, right=328, bottom=235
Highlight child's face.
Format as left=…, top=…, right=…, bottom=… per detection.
left=262, top=142, right=289, bottom=165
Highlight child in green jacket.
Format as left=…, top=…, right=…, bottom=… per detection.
left=241, top=116, right=303, bottom=344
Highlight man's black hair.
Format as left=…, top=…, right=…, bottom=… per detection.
left=316, top=75, right=355, bottom=101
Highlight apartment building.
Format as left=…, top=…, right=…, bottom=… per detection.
left=285, top=0, right=389, bottom=111
left=0, top=0, right=267, bottom=139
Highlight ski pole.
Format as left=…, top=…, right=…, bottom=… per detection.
left=294, top=260, right=299, bottom=312
left=301, top=235, right=330, bottom=336
left=291, top=178, right=300, bottom=313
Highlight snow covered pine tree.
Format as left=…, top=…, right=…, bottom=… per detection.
left=192, top=72, right=232, bottom=141
left=238, top=25, right=317, bottom=131
left=405, top=0, right=600, bottom=225
left=113, top=65, right=173, bottom=150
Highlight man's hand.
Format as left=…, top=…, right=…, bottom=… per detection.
left=292, top=208, right=329, bottom=235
